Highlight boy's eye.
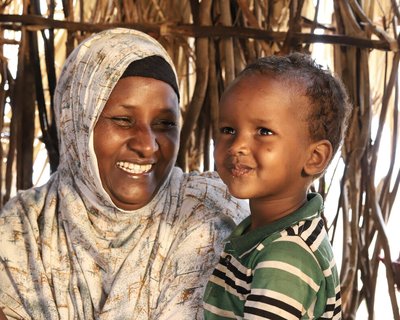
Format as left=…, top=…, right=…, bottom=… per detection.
left=220, top=127, right=235, bottom=135
left=258, top=127, right=273, bottom=136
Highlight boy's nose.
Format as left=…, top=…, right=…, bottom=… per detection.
left=228, top=135, right=250, bottom=156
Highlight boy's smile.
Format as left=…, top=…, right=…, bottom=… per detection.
left=226, top=157, right=256, bottom=177
left=214, top=74, right=314, bottom=223
left=229, top=164, right=253, bottom=177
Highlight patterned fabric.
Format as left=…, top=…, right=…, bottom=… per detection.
left=203, top=193, right=341, bottom=319
left=0, top=28, right=249, bottom=320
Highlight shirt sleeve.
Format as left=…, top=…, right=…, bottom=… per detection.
left=244, top=238, right=324, bottom=319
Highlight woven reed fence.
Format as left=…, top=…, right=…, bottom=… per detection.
left=0, top=1, right=399, bottom=319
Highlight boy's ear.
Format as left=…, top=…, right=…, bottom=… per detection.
left=304, top=140, right=333, bottom=176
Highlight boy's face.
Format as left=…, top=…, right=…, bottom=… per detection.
left=214, top=74, right=313, bottom=203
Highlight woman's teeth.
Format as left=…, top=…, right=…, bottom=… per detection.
left=116, top=162, right=152, bottom=174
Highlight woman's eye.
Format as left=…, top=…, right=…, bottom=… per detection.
left=258, top=127, right=273, bottom=136
left=111, top=117, right=133, bottom=127
left=220, top=127, right=235, bottom=135
left=153, top=120, right=178, bottom=130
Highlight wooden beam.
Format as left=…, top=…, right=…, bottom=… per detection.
left=0, top=13, right=395, bottom=51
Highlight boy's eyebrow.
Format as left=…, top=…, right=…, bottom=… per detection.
left=249, top=117, right=274, bottom=125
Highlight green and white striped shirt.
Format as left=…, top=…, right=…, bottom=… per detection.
left=203, top=193, right=341, bottom=319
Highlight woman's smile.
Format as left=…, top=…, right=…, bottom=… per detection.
left=116, top=161, right=153, bottom=175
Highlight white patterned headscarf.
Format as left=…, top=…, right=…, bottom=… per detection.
left=52, top=28, right=183, bottom=313
left=0, top=28, right=249, bottom=320
left=55, top=27, right=178, bottom=211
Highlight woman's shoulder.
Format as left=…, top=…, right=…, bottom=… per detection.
left=0, top=174, right=58, bottom=221
left=184, top=170, right=224, bottom=188
left=179, top=170, right=249, bottom=224
left=181, top=170, right=235, bottom=203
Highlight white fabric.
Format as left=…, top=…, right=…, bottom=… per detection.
left=0, top=28, right=249, bottom=320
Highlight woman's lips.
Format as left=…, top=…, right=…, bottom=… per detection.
left=116, top=161, right=153, bottom=174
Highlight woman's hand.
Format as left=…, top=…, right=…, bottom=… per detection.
left=0, top=308, right=7, bottom=320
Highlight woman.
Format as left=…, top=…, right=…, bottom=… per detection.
left=0, top=28, right=248, bottom=319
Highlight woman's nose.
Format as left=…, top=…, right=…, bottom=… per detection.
left=127, top=124, right=159, bottom=157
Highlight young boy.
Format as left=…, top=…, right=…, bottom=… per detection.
left=203, top=53, right=352, bottom=319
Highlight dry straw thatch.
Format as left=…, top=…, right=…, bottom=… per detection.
left=0, top=1, right=399, bottom=319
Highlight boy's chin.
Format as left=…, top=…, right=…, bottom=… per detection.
left=226, top=186, right=251, bottom=200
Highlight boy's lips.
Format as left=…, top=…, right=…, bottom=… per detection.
left=227, top=163, right=254, bottom=177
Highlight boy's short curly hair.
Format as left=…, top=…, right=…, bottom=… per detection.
left=237, top=52, right=353, bottom=156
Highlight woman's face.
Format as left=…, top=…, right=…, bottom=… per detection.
left=94, top=76, right=180, bottom=210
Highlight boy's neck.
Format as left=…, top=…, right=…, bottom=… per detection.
left=248, top=193, right=308, bottom=231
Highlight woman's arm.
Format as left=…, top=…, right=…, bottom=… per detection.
left=154, top=215, right=237, bottom=320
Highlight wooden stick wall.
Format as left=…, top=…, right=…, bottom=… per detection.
left=0, top=1, right=399, bottom=318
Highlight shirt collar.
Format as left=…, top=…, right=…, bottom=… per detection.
left=227, top=193, right=323, bottom=256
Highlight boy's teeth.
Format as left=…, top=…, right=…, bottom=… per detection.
left=116, top=162, right=152, bottom=174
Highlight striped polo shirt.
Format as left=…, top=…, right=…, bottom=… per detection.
left=203, top=193, right=341, bottom=319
